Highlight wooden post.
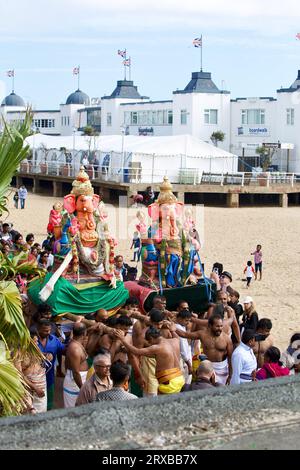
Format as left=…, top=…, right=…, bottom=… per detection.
left=227, top=192, right=239, bottom=208
left=279, top=193, right=288, bottom=208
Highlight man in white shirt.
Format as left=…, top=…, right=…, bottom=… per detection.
left=230, top=329, right=257, bottom=385
left=81, top=156, right=89, bottom=169
left=175, top=309, right=193, bottom=384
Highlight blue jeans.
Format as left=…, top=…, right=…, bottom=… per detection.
left=20, top=198, right=25, bottom=209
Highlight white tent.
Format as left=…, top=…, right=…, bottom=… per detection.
left=25, top=134, right=238, bottom=184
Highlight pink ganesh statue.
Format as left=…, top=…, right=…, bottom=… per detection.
left=139, top=177, right=201, bottom=289
left=47, top=166, right=116, bottom=284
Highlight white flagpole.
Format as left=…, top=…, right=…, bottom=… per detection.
left=129, top=57, right=131, bottom=81
left=78, top=65, right=80, bottom=89
left=124, top=49, right=127, bottom=80
left=12, top=70, right=15, bottom=93
left=200, top=35, right=203, bottom=72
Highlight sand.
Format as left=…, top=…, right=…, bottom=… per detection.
left=4, top=189, right=300, bottom=351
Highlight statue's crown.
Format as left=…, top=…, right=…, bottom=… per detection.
left=156, top=176, right=177, bottom=205
left=71, top=166, right=94, bottom=197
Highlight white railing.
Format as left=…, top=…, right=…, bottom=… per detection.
left=18, top=162, right=299, bottom=187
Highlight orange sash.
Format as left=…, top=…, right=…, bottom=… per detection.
left=156, top=368, right=182, bottom=384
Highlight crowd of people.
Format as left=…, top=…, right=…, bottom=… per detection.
left=1, top=221, right=299, bottom=415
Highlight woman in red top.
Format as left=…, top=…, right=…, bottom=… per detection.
left=256, top=346, right=290, bottom=380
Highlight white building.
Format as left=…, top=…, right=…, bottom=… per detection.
left=1, top=68, right=300, bottom=171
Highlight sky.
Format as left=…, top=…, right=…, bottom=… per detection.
left=1, top=0, right=300, bottom=108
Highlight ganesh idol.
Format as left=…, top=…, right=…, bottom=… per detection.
left=46, top=166, right=116, bottom=284
left=28, top=167, right=129, bottom=317
left=139, top=177, right=201, bottom=289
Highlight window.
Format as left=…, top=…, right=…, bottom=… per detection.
left=204, top=109, right=218, bottom=124
left=124, top=109, right=173, bottom=126
left=107, top=113, right=112, bottom=126
left=181, top=109, right=187, bottom=125
left=34, top=119, right=55, bottom=128
left=287, top=108, right=294, bottom=126
left=157, top=110, right=164, bottom=125
left=87, top=110, right=101, bottom=128
left=131, top=112, right=138, bottom=125
left=241, top=109, right=265, bottom=125
left=124, top=112, right=131, bottom=125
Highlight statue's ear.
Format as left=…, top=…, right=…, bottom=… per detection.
left=63, top=194, right=76, bottom=214
left=175, top=202, right=184, bottom=216
left=92, top=194, right=100, bottom=209
left=148, top=203, right=159, bottom=221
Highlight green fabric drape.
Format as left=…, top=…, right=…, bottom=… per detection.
left=28, top=273, right=129, bottom=316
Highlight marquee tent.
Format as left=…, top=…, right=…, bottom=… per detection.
left=25, top=134, right=238, bottom=184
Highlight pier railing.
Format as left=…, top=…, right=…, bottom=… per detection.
left=18, top=162, right=299, bottom=187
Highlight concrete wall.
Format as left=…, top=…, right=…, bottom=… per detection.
left=1, top=375, right=300, bottom=450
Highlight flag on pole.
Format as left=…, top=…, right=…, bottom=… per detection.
left=193, top=37, right=202, bottom=47
left=123, top=58, right=131, bottom=66
left=118, top=49, right=126, bottom=58
left=296, top=33, right=300, bottom=40
left=6, top=70, right=14, bottom=77
left=73, top=66, right=80, bottom=75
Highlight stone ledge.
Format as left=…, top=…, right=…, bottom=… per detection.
left=1, top=375, right=300, bottom=449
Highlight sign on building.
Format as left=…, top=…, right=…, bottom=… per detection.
left=237, top=126, right=270, bottom=136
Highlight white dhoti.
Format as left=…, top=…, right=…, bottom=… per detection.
left=63, top=370, right=88, bottom=408
left=180, top=358, right=192, bottom=385
left=212, top=359, right=229, bottom=385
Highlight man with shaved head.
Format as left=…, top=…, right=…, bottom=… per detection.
left=182, top=360, right=223, bottom=391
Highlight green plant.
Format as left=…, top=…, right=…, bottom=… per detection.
left=256, top=146, right=275, bottom=171
left=0, top=111, right=44, bottom=416
left=0, top=337, right=28, bottom=416
left=210, top=131, right=225, bottom=147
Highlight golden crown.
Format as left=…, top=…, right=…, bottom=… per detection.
left=156, top=176, right=177, bottom=205
left=71, top=166, right=94, bottom=197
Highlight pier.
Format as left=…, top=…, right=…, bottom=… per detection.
left=14, top=164, right=300, bottom=208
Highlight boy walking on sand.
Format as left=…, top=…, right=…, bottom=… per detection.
left=244, top=261, right=255, bottom=288
left=251, top=244, right=263, bottom=280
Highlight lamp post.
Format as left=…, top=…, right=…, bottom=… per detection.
left=72, top=127, right=77, bottom=176
left=31, top=125, right=38, bottom=170
left=120, top=124, right=126, bottom=182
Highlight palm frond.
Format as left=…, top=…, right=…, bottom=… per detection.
left=0, top=281, right=31, bottom=350
left=0, top=340, right=28, bottom=416
left=0, top=110, right=33, bottom=217
left=0, top=251, right=46, bottom=281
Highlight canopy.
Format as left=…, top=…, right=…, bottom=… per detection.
left=25, top=133, right=238, bottom=183
left=26, top=133, right=236, bottom=159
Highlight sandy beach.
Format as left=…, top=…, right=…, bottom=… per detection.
left=4, top=189, right=300, bottom=351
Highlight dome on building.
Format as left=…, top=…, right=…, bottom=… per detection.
left=66, top=89, right=90, bottom=106
left=1, top=92, right=25, bottom=107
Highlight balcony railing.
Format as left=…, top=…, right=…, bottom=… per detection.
left=18, top=161, right=299, bottom=187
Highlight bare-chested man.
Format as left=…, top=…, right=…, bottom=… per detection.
left=132, top=308, right=172, bottom=396
left=96, top=316, right=133, bottom=363
left=63, top=323, right=89, bottom=408
left=189, top=304, right=240, bottom=344
left=176, top=314, right=233, bottom=385
left=253, top=318, right=274, bottom=368
left=116, top=325, right=185, bottom=394
left=151, top=295, right=175, bottom=321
